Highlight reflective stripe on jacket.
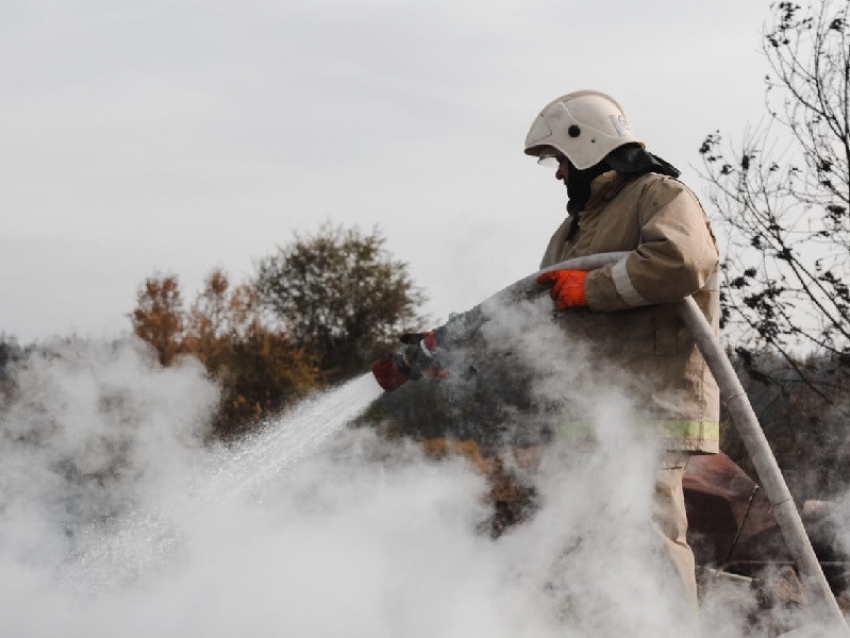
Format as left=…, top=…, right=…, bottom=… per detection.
left=540, top=171, right=720, bottom=453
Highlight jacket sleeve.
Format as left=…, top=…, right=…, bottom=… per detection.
left=584, top=176, right=719, bottom=312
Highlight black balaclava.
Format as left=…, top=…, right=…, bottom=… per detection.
left=566, top=159, right=611, bottom=213
left=566, top=143, right=680, bottom=214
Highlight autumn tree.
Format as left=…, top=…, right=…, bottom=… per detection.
left=183, top=269, right=320, bottom=438
left=131, top=275, right=184, bottom=366
left=131, top=269, right=321, bottom=439
left=699, top=0, right=850, bottom=409
left=254, top=224, right=426, bottom=382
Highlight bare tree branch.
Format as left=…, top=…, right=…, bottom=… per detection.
left=699, top=0, right=850, bottom=412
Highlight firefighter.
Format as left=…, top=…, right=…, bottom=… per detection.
left=525, top=90, right=720, bottom=623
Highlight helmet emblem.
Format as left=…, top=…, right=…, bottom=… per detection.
left=610, top=114, right=632, bottom=137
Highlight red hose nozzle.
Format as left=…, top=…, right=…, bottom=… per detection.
left=371, top=330, right=443, bottom=391
left=371, top=353, right=410, bottom=391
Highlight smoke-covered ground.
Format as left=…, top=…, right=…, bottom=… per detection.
left=1, top=315, right=848, bottom=637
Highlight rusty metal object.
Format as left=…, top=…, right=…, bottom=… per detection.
left=684, top=453, right=849, bottom=587
left=683, top=452, right=760, bottom=567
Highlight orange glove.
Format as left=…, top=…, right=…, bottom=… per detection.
left=536, top=270, right=588, bottom=310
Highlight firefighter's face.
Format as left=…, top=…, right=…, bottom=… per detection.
left=537, top=149, right=570, bottom=184
left=555, top=156, right=569, bottom=183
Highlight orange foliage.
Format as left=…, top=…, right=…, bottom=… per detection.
left=130, top=268, right=322, bottom=439
left=131, top=275, right=184, bottom=366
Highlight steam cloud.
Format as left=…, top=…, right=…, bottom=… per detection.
left=0, top=316, right=847, bottom=637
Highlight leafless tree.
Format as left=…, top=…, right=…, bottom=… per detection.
left=700, top=0, right=850, bottom=409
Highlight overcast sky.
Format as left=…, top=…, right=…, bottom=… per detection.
left=2, top=0, right=773, bottom=343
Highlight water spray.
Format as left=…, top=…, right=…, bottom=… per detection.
left=371, top=252, right=850, bottom=636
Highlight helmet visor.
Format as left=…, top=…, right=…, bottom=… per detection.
left=536, top=149, right=566, bottom=168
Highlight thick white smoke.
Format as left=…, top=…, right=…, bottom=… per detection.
left=0, top=316, right=846, bottom=637
left=0, top=336, right=217, bottom=633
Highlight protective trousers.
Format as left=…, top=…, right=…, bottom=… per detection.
left=653, top=457, right=700, bottom=635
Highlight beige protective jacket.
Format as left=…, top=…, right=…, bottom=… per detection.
left=540, top=170, right=720, bottom=453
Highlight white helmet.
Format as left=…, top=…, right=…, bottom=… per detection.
left=524, top=90, right=643, bottom=170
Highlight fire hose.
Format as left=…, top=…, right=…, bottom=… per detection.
left=372, top=252, right=850, bottom=634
